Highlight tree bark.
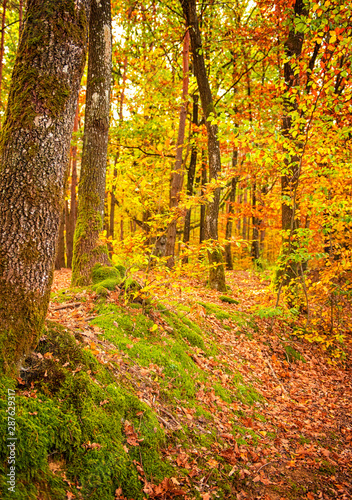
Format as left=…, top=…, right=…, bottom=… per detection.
left=224, top=157, right=239, bottom=270
left=66, top=103, right=79, bottom=268
left=199, top=152, right=207, bottom=244
left=278, top=0, right=307, bottom=287
left=165, top=29, right=190, bottom=268
left=183, top=92, right=199, bottom=263
left=251, top=180, right=260, bottom=263
left=180, top=0, right=226, bottom=291
left=19, top=0, right=23, bottom=37
left=55, top=208, right=66, bottom=269
left=0, top=0, right=7, bottom=108
left=0, top=0, right=90, bottom=375
left=72, top=0, right=112, bottom=286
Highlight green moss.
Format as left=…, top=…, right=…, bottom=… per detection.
left=50, top=288, right=87, bottom=303
left=91, top=264, right=120, bottom=285
left=219, top=296, right=240, bottom=304
left=284, top=344, right=306, bottom=363
left=92, top=277, right=120, bottom=292
left=162, top=310, right=205, bottom=349
left=0, top=322, right=170, bottom=500
left=114, top=264, right=126, bottom=277
left=235, top=384, right=263, bottom=406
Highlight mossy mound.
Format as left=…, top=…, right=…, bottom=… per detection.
left=92, top=277, right=120, bottom=294
left=91, top=263, right=122, bottom=285
left=219, top=295, right=239, bottom=305
left=0, top=323, right=169, bottom=500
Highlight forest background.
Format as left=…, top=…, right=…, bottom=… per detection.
left=0, top=0, right=350, bottom=378
left=0, top=1, right=351, bottom=499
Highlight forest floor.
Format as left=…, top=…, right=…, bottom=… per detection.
left=42, top=267, right=352, bottom=500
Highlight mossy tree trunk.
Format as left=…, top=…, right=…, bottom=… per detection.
left=180, top=0, right=226, bottom=292
left=0, top=0, right=90, bottom=376
left=72, top=0, right=112, bottom=286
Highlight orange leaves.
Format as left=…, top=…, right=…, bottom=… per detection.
left=123, top=420, right=143, bottom=447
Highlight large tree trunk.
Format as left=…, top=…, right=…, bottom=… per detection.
left=72, top=0, right=112, bottom=286
left=165, top=30, right=190, bottom=268
left=0, top=0, right=90, bottom=375
left=180, top=0, right=226, bottom=291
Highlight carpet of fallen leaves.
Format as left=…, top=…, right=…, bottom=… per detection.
left=48, top=269, right=352, bottom=500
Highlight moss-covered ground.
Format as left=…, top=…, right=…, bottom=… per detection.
left=1, top=268, right=351, bottom=499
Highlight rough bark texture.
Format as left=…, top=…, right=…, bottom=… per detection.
left=165, top=30, right=190, bottom=268
left=0, top=0, right=90, bottom=375
left=279, top=0, right=306, bottom=286
left=72, top=0, right=112, bottom=286
left=180, top=0, right=226, bottom=291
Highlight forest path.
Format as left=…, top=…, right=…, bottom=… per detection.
left=48, top=268, right=352, bottom=499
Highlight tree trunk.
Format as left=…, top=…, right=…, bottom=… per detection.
left=165, top=29, right=190, bottom=268
left=66, top=103, right=79, bottom=268
left=109, top=156, right=118, bottom=239
left=183, top=93, right=198, bottom=263
left=251, top=181, right=260, bottom=263
left=0, top=0, right=7, bottom=109
left=199, top=153, right=207, bottom=244
left=180, top=0, right=226, bottom=291
left=278, top=0, right=306, bottom=287
left=224, top=160, right=239, bottom=270
left=72, top=0, right=112, bottom=286
left=55, top=208, right=66, bottom=269
left=19, top=0, right=23, bottom=37
left=0, top=0, right=90, bottom=375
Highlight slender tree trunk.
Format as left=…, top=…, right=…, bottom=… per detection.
left=109, top=155, right=119, bottom=239
left=165, top=30, right=190, bottom=267
left=180, top=0, right=226, bottom=291
left=183, top=93, right=199, bottom=263
left=242, top=189, right=247, bottom=241
left=0, top=0, right=7, bottom=109
left=19, top=0, right=23, bottom=35
left=224, top=162, right=239, bottom=270
left=72, top=0, right=112, bottom=286
left=55, top=208, right=66, bottom=269
left=66, top=103, right=79, bottom=268
left=0, top=0, right=90, bottom=375
left=251, top=182, right=260, bottom=263
left=199, top=153, right=207, bottom=244
left=278, top=0, right=306, bottom=287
